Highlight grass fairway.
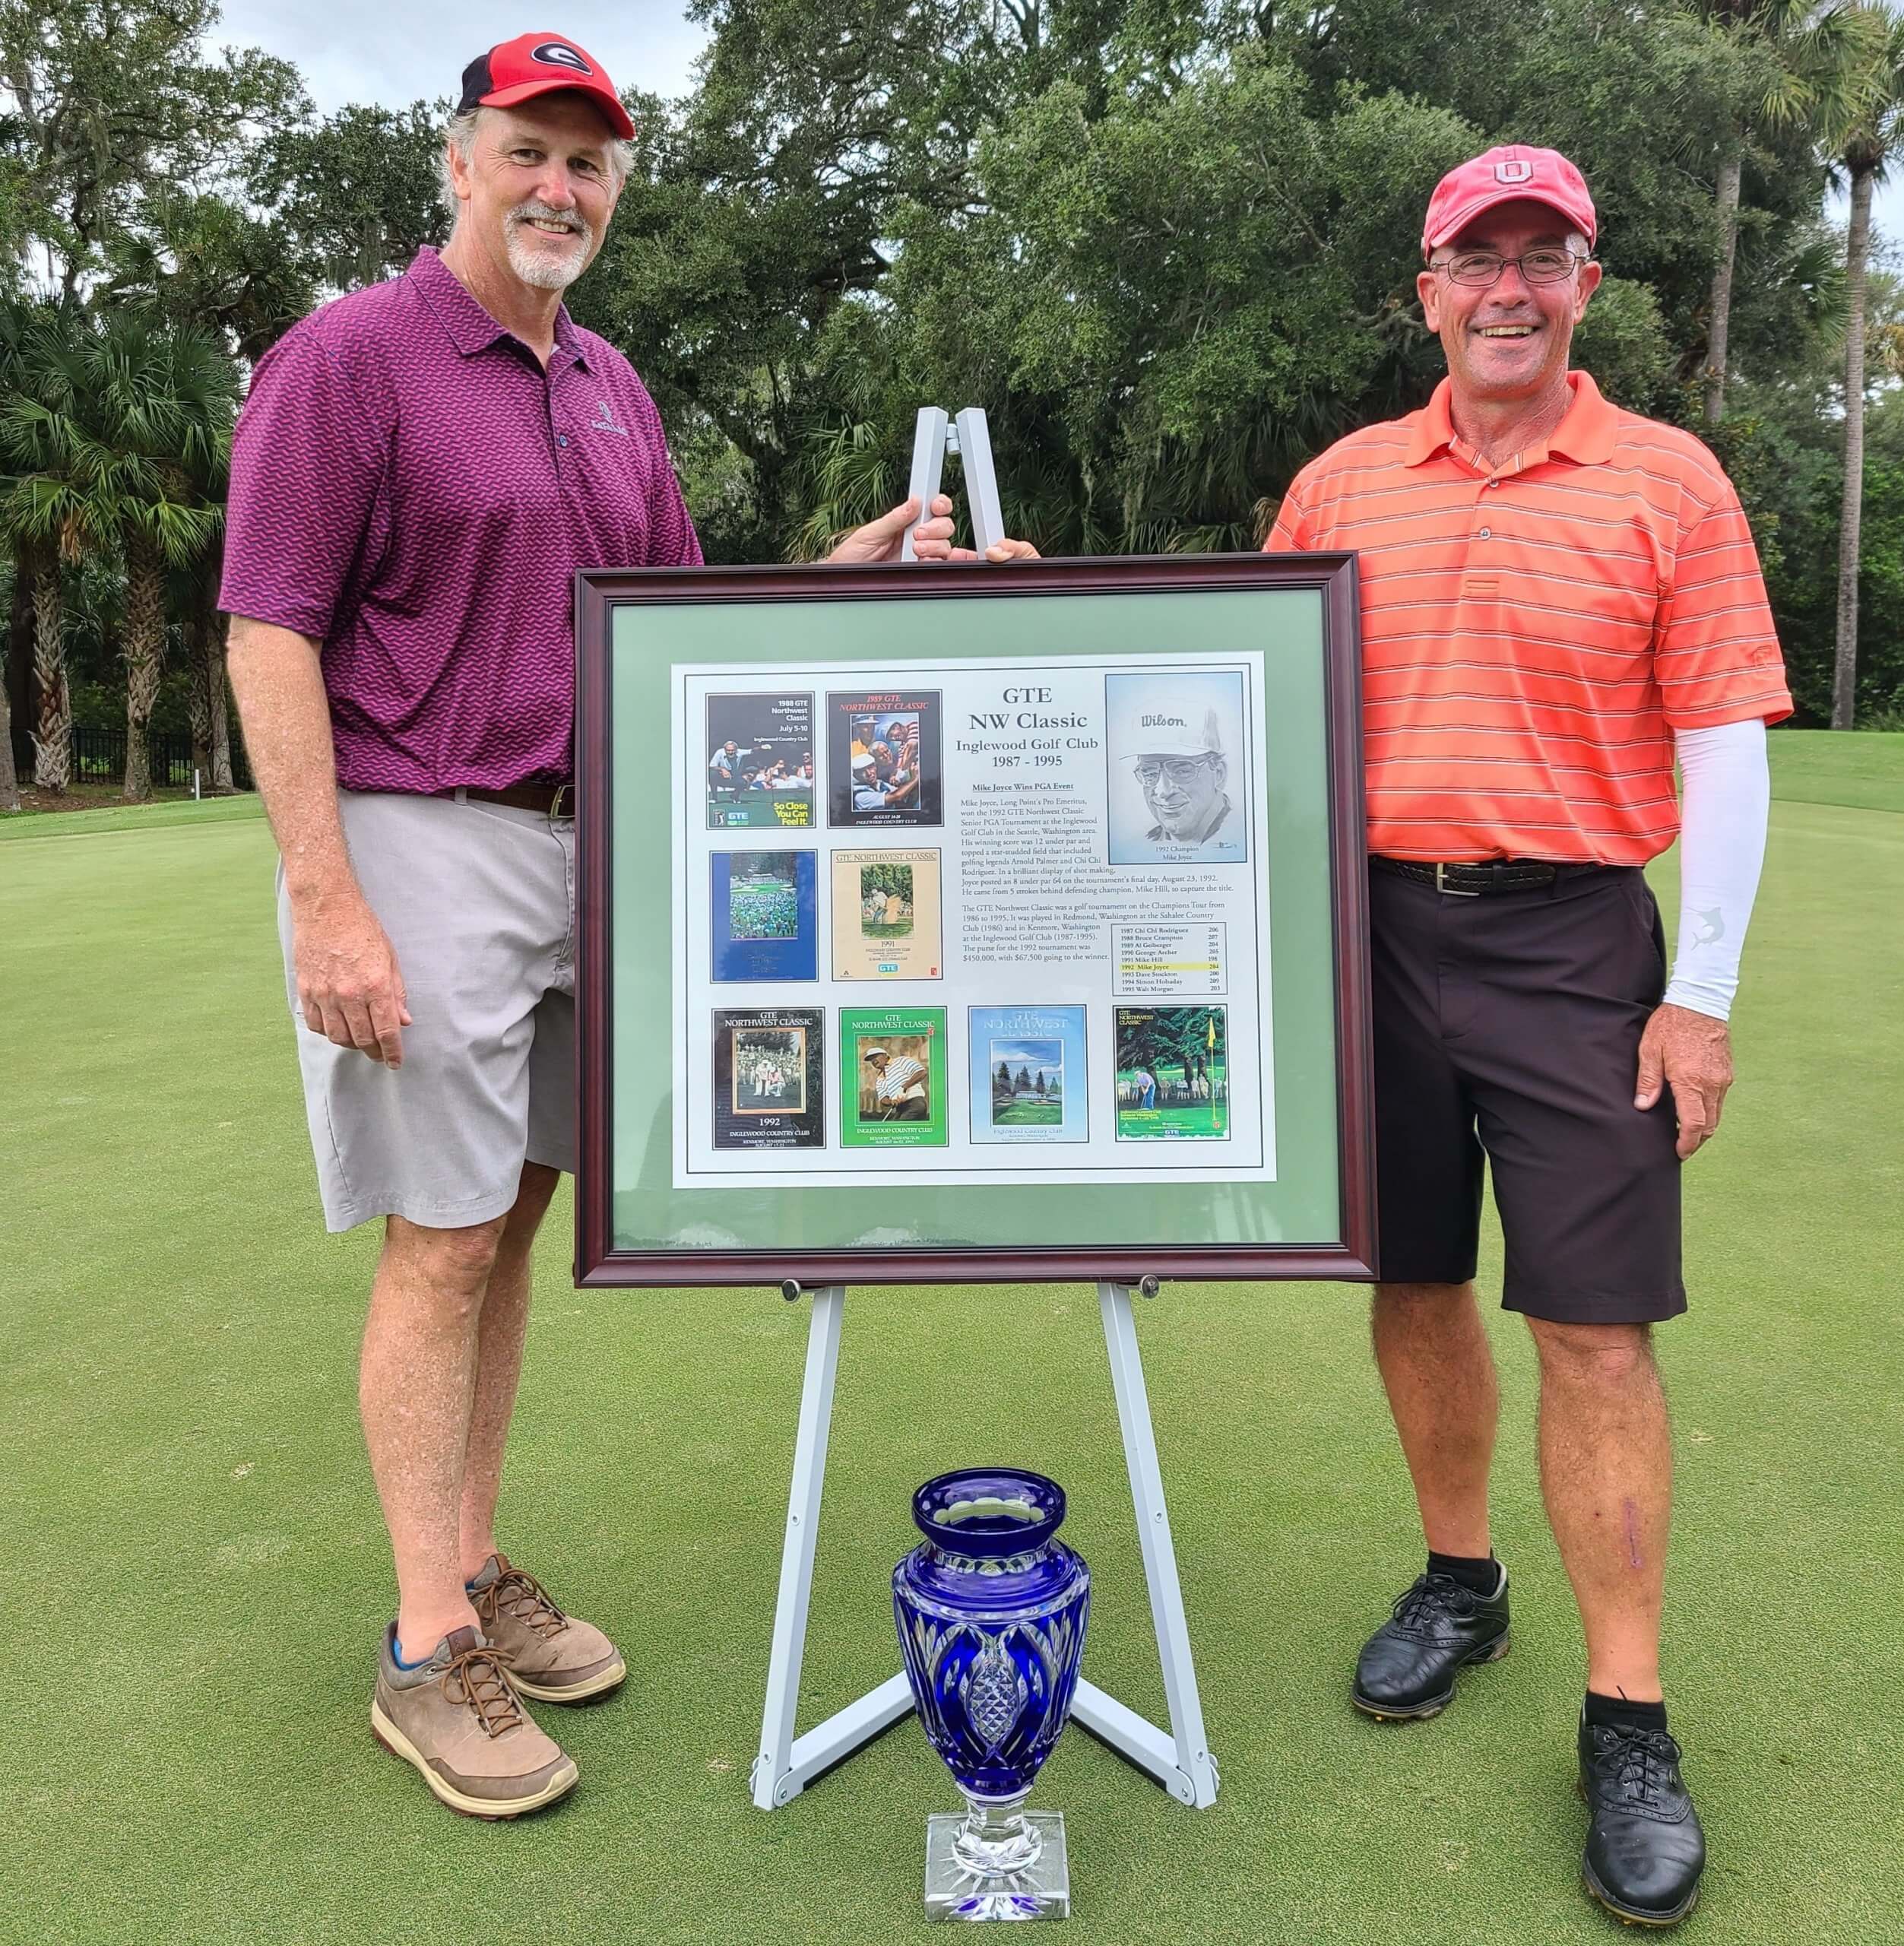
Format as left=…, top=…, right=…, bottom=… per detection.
left=993, top=1096, right=1063, bottom=1127
left=0, top=789, right=266, bottom=841
left=1765, top=725, right=1904, bottom=813
left=5, top=761, right=1902, bottom=1946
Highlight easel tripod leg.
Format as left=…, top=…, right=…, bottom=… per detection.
left=1083, top=1280, right=1220, bottom=1806
left=751, top=1285, right=847, bottom=1808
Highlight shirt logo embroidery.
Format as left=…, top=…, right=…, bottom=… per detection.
left=531, top=42, right=593, bottom=74
left=1492, top=159, right=1534, bottom=185
left=591, top=400, right=629, bottom=436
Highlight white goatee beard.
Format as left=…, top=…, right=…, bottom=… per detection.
left=503, top=201, right=595, bottom=290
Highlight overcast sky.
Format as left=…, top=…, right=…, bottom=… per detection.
left=216, top=3, right=1899, bottom=246
left=214, top=2, right=710, bottom=116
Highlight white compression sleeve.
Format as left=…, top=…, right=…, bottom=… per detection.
left=1660, top=718, right=1770, bottom=1022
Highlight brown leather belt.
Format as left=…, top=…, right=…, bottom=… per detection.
left=1373, top=856, right=1625, bottom=897
left=439, top=781, right=574, bottom=817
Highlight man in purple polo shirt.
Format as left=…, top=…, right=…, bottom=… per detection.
left=222, top=31, right=1032, bottom=1821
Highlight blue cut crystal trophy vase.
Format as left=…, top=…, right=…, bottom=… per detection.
left=893, top=1468, right=1091, bottom=1921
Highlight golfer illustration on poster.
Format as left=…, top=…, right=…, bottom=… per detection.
left=830, top=848, right=942, bottom=980
left=840, top=1008, right=949, bottom=1148
left=1115, top=1005, right=1229, bottom=1140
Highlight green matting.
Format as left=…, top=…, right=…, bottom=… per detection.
left=4, top=744, right=1902, bottom=1944
left=610, top=588, right=1340, bottom=1253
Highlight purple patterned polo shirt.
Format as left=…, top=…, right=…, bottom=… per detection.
left=220, top=247, right=702, bottom=792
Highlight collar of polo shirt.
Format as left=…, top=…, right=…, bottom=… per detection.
left=410, top=247, right=595, bottom=369
left=1405, top=369, right=1618, bottom=471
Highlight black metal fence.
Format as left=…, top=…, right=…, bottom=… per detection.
left=67, top=724, right=252, bottom=792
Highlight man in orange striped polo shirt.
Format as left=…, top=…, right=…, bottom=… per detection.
left=1269, top=145, right=1790, bottom=1926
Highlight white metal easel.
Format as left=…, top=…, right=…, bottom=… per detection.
left=749, top=1280, right=1221, bottom=1812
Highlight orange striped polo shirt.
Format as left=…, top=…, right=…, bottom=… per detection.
left=1267, top=371, right=1792, bottom=864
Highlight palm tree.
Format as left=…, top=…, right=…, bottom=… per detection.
left=173, top=532, right=235, bottom=792
left=1825, top=5, right=1904, bottom=727
left=0, top=305, right=92, bottom=794
left=0, top=618, right=14, bottom=810
left=0, top=301, right=30, bottom=812
left=1696, top=0, right=1876, bottom=426
left=2, top=315, right=235, bottom=800
left=84, top=319, right=236, bottom=800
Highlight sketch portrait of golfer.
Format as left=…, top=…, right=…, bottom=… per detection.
left=1105, top=670, right=1248, bottom=864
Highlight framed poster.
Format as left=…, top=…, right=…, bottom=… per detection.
left=575, top=554, right=1374, bottom=1286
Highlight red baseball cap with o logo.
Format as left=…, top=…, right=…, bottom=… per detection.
left=1421, top=144, right=1596, bottom=259
left=458, top=32, right=635, bottom=140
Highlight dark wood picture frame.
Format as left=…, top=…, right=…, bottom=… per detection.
left=574, top=553, right=1375, bottom=1288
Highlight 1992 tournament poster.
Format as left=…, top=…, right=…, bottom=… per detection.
left=712, top=1009, right=825, bottom=1150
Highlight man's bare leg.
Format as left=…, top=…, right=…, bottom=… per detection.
left=445, top=1162, right=626, bottom=1701
left=1372, top=1280, right=1498, bottom=1558
left=1525, top=1317, right=1670, bottom=1700
left=360, top=1213, right=507, bottom=1655
left=458, top=1162, right=562, bottom=1580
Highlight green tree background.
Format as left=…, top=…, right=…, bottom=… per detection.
left=1117, top=1004, right=1226, bottom=1079
left=6, top=0, right=1904, bottom=812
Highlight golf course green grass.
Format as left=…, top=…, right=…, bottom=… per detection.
left=1117, top=1060, right=1230, bottom=1139
left=993, top=1095, right=1063, bottom=1126
left=5, top=739, right=1901, bottom=1944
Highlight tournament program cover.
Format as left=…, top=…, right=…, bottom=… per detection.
left=838, top=1007, right=949, bottom=1148
left=829, top=848, right=942, bottom=981
left=710, top=850, right=819, bottom=983
left=826, top=690, right=943, bottom=827
left=711, top=1009, right=825, bottom=1150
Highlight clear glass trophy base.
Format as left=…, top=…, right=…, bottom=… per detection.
left=924, top=1795, right=1070, bottom=1922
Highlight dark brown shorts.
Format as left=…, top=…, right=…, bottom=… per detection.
left=1368, top=860, right=1684, bottom=1324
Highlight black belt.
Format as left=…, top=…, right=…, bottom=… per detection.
left=1373, top=856, right=1624, bottom=897
left=439, top=781, right=573, bottom=817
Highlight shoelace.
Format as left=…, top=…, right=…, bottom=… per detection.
left=475, top=1565, right=571, bottom=1642
left=1390, top=1572, right=1479, bottom=1630
left=439, top=1643, right=524, bottom=1738
left=1592, top=1726, right=1677, bottom=1808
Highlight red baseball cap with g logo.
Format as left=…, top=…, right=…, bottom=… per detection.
left=458, top=32, right=635, bottom=140
left=1421, top=144, right=1596, bottom=258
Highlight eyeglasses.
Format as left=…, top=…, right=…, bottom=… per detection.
left=1134, top=757, right=1215, bottom=787
left=1430, top=248, right=1591, bottom=287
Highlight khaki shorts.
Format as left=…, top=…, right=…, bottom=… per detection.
left=277, top=791, right=576, bottom=1233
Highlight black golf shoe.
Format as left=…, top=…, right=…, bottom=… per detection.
left=1577, top=1714, right=1706, bottom=1927
left=1351, top=1564, right=1510, bottom=1719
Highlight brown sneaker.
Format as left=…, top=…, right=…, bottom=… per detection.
left=370, top=1625, right=578, bottom=1818
left=469, top=1553, right=627, bottom=1703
